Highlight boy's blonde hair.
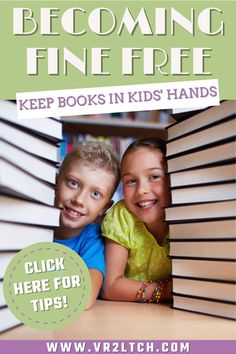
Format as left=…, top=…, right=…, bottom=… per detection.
left=59, top=141, right=120, bottom=194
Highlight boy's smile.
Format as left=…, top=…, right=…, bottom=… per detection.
left=55, top=161, right=114, bottom=239
left=63, top=205, right=85, bottom=219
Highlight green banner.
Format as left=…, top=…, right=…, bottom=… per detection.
left=0, top=1, right=235, bottom=99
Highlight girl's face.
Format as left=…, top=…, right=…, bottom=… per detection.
left=121, top=147, right=170, bottom=229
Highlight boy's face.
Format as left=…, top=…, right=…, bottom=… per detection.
left=121, top=147, right=170, bottom=230
left=56, top=161, right=114, bottom=238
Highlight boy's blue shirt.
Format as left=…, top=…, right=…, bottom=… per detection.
left=54, top=224, right=105, bottom=278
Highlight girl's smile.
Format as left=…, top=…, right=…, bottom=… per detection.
left=136, top=199, right=158, bottom=209
left=121, top=146, right=170, bottom=237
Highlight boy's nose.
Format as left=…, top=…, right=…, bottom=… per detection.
left=72, top=190, right=86, bottom=206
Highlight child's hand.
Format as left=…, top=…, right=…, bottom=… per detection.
left=102, top=239, right=172, bottom=303
left=85, top=269, right=103, bottom=310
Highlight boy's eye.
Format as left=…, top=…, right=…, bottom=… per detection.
left=68, top=180, right=79, bottom=188
left=91, top=191, right=102, bottom=199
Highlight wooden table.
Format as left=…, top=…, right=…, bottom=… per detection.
left=0, top=300, right=235, bottom=340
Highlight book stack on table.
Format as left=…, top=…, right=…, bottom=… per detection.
left=0, top=100, right=62, bottom=332
left=166, top=101, right=236, bottom=320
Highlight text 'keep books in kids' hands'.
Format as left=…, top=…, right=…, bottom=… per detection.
left=166, top=100, right=236, bottom=320
left=0, top=101, right=62, bottom=333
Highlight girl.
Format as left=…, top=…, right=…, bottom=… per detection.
left=101, top=137, right=172, bottom=303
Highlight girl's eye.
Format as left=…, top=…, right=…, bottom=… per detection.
left=68, top=180, right=78, bottom=188
left=91, top=191, right=102, bottom=199
left=149, top=175, right=161, bottom=181
left=125, top=179, right=136, bottom=185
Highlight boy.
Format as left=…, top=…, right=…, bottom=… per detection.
left=54, top=141, right=120, bottom=308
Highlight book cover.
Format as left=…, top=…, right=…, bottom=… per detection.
left=0, top=1, right=235, bottom=353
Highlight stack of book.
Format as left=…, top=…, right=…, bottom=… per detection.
left=165, top=100, right=236, bottom=320
left=0, top=100, right=62, bottom=333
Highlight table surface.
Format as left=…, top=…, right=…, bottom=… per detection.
left=0, top=300, right=235, bottom=340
